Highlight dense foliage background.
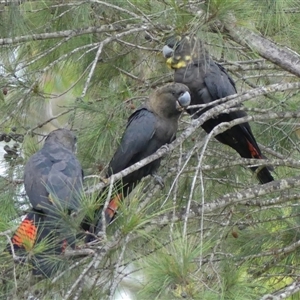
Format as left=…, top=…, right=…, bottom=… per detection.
left=1, top=0, right=300, bottom=299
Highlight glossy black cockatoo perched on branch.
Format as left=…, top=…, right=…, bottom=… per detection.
left=163, top=35, right=274, bottom=184
left=86, top=83, right=191, bottom=240
left=9, top=129, right=83, bottom=277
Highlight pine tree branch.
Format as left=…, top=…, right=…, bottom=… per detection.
left=224, top=23, right=300, bottom=77
left=201, top=175, right=300, bottom=213
left=51, top=256, right=91, bottom=284
left=28, top=109, right=75, bottom=132
left=241, top=240, right=300, bottom=261
left=108, top=234, right=131, bottom=300
left=63, top=248, right=95, bottom=257
left=86, top=81, right=300, bottom=195
left=51, top=188, right=300, bottom=263
left=80, top=26, right=149, bottom=98
left=0, top=24, right=157, bottom=46
left=225, top=64, right=281, bottom=72
left=0, top=0, right=26, bottom=4
left=261, top=279, right=300, bottom=299
left=90, top=0, right=143, bottom=20
left=178, top=156, right=300, bottom=173
left=63, top=253, right=100, bottom=300
left=139, top=175, right=300, bottom=230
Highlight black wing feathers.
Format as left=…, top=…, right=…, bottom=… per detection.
left=108, top=108, right=156, bottom=176
left=215, top=62, right=237, bottom=92
left=166, top=36, right=274, bottom=183
left=204, top=61, right=236, bottom=100
left=10, top=129, right=83, bottom=277
left=24, top=143, right=82, bottom=214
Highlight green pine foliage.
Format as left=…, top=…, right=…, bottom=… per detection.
left=0, top=0, right=300, bottom=299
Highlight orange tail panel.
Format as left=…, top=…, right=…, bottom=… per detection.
left=246, top=140, right=262, bottom=159
left=12, top=216, right=38, bottom=252
left=105, top=194, right=122, bottom=220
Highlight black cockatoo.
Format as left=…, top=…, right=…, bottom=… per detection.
left=85, top=83, right=191, bottom=240
left=9, top=129, right=83, bottom=277
left=163, top=35, right=273, bottom=184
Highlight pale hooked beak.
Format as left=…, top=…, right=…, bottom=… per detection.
left=162, top=45, right=174, bottom=58
left=176, top=91, right=191, bottom=111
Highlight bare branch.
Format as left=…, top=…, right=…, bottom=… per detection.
left=267, top=279, right=300, bottom=299
left=0, top=24, right=156, bottom=46
left=225, top=23, right=300, bottom=77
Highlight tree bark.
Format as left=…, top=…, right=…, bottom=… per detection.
left=225, top=23, right=300, bottom=77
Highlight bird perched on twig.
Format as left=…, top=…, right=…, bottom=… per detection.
left=8, top=128, right=83, bottom=277
left=85, top=83, right=191, bottom=241
left=163, top=35, right=274, bottom=184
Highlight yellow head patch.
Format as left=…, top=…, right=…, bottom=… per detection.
left=166, top=56, right=191, bottom=69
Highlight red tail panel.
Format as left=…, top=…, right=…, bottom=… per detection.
left=12, top=216, right=37, bottom=251
left=105, top=194, right=122, bottom=220
left=246, top=140, right=262, bottom=159
left=61, top=239, right=68, bottom=253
